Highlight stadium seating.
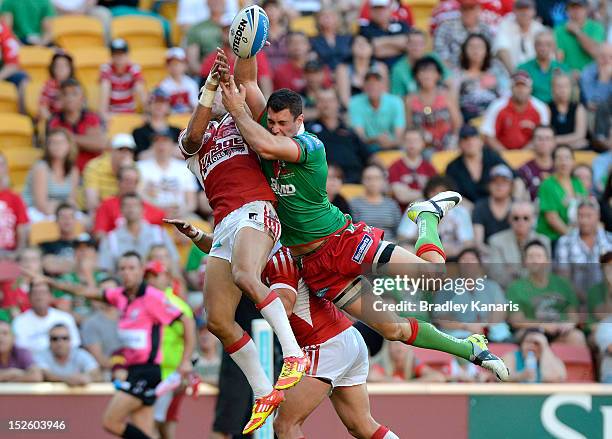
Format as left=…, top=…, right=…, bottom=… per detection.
left=3, top=147, right=42, bottom=189
left=130, top=48, right=168, bottom=89
left=574, top=150, right=597, bottom=166
left=375, top=150, right=403, bottom=168
left=24, top=81, right=43, bottom=118
left=71, top=47, right=111, bottom=87
left=168, top=114, right=190, bottom=130
left=289, top=15, right=318, bottom=37
left=19, top=46, right=55, bottom=84
left=83, top=82, right=101, bottom=113
left=340, top=183, right=365, bottom=200
left=30, top=220, right=86, bottom=246
left=51, top=15, right=105, bottom=49
left=111, top=16, right=165, bottom=49
left=550, top=343, right=595, bottom=382
left=431, top=150, right=459, bottom=174
left=404, top=0, right=438, bottom=31
left=413, top=348, right=453, bottom=373
left=108, top=113, right=144, bottom=137
left=0, top=81, right=18, bottom=113
left=0, top=113, right=34, bottom=150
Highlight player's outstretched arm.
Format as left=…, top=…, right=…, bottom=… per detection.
left=163, top=218, right=214, bottom=254
left=22, top=268, right=104, bottom=301
left=234, top=53, right=267, bottom=119
left=221, top=77, right=300, bottom=162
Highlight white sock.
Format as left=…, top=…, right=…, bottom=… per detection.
left=257, top=293, right=303, bottom=358
left=227, top=333, right=273, bottom=399
left=384, top=431, right=400, bottom=439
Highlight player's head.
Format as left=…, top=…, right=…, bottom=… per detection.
left=118, top=251, right=144, bottom=289
left=211, top=88, right=227, bottom=121
left=266, top=89, right=304, bottom=137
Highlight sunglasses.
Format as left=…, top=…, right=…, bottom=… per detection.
left=50, top=336, right=70, bottom=342
left=512, top=215, right=531, bottom=222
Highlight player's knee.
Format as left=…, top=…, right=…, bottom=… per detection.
left=343, top=415, right=377, bottom=439
left=101, top=412, right=123, bottom=435
left=206, top=314, right=234, bottom=340
left=231, top=266, right=259, bottom=297
left=273, top=416, right=301, bottom=438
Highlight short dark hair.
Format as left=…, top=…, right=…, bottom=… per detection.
left=267, top=89, right=303, bottom=118
left=49, top=51, right=75, bottom=80
left=552, top=144, right=574, bottom=161
left=55, top=202, right=75, bottom=217
left=457, top=247, right=481, bottom=263
left=601, top=251, right=612, bottom=264
left=50, top=323, right=69, bottom=333
left=60, top=77, right=82, bottom=91
left=423, top=176, right=456, bottom=199
left=412, top=55, right=443, bottom=79
left=120, top=250, right=142, bottom=263
left=459, top=33, right=492, bottom=72
left=524, top=239, right=548, bottom=256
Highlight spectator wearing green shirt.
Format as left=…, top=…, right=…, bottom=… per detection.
left=184, top=0, right=226, bottom=76
left=390, top=28, right=448, bottom=98
left=518, top=29, right=570, bottom=103
left=349, top=70, right=405, bottom=152
left=0, top=0, right=55, bottom=46
left=184, top=243, right=206, bottom=292
left=507, top=240, right=586, bottom=346
left=536, top=145, right=588, bottom=242
left=554, top=0, right=605, bottom=71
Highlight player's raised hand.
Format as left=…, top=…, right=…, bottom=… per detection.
left=220, top=76, right=246, bottom=114
left=214, top=47, right=231, bottom=84
left=163, top=218, right=198, bottom=240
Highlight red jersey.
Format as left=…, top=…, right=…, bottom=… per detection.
left=39, top=79, right=62, bottom=115
left=93, top=195, right=166, bottom=233
left=99, top=62, right=144, bottom=113
left=179, top=113, right=275, bottom=225
left=0, top=190, right=28, bottom=251
left=48, top=110, right=103, bottom=171
left=0, top=21, right=19, bottom=68
left=388, top=157, right=437, bottom=210
left=262, top=247, right=352, bottom=347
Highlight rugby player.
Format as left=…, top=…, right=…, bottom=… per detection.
left=173, top=53, right=308, bottom=434
left=27, top=252, right=195, bottom=439
left=215, top=50, right=508, bottom=381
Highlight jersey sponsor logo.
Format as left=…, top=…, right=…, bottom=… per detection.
left=249, top=212, right=258, bottom=220
left=270, top=177, right=296, bottom=197
left=200, top=134, right=249, bottom=179
left=352, top=235, right=373, bottom=264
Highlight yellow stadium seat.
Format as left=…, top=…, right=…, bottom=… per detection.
left=3, top=147, right=43, bottom=188
left=431, top=150, right=459, bottom=174
left=501, top=150, right=534, bottom=169
left=0, top=81, right=18, bottom=113
left=24, top=81, right=44, bottom=118
left=108, top=113, right=144, bottom=137
left=290, top=15, right=318, bottom=37
left=375, top=150, right=403, bottom=169
left=30, top=220, right=85, bottom=245
left=130, top=48, right=167, bottom=88
left=19, top=46, right=55, bottom=84
left=0, top=114, right=34, bottom=150
left=72, top=47, right=111, bottom=87
left=83, top=82, right=101, bottom=112
left=158, top=1, right=177, bottom=22
left=340, top=183, right=365, bottom=200
left=112, top=16, right=165, bottom=49
left=191, top=219, right=212, bottom=233
left=575, top=151, right=597, bottom=166
left=168, top=114, right=190, bottom=129
left=404, top=0, right=438, bottom=32
left=51, top=15, right=105, bottom=49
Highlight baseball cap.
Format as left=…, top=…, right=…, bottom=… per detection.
left=144, top=260, right=167, bottom=276
left=364, top=68, right=383, bottom=81
left=514, top=0, right=535, bottom=8
left=567, top=0, right=588, bottom=6
left=512, top=70, right=533, bottom=86
left=489, top=164, right=513, bottom=180
left=459, top=124, right=479, bottom=139
left=166, top=47, right=186, bottom=62
left=111, top=133, right=136, bottom=150
left=73, top=233, right=96, bottom=248
left=110, top=38, right=129, bottom=53
left=150, top=87, right=170, bottom=102
left=370, top=0, right=391, bottom=7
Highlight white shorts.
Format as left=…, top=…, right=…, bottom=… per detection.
left=209, top=201, right=281, bottom=262
left=304, top=326, right=369, bottom=388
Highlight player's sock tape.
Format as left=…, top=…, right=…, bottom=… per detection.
left=333, top=276, right=363, bottom=310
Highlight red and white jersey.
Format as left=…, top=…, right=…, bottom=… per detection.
left=100, top=62, right=143, bottom=113
left=158, top=75, right=199, bottom=113
left=262, top=247, right=353, bottom=347
left=179, top=113, right=275, bottom=225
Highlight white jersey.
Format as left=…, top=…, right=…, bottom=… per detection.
left=158, top=75, right=199, bottom=113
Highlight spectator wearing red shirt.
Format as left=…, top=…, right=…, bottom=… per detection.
left=48, top=79, right=106, bottom=172
left=200, top=20, right=273, bottom=98
left=39, top=51, right=74, bottom=122
left=388, top=129, right=437, bottom=212
left=0, top=153, right=28, bottom=257
left=0, top=20, right=28, bottom=110
left=481, top=70, right=550, bottom=151
left=0, top=281, right=30, bottom=321
left=273, top=32, right=315, bottom=94
left=99, top=38, right=147, bottom=120
left=93, top=165, right=165, bottom=240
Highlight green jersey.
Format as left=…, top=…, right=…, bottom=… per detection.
left=259, top=113, right=348, bottom=247
left=160, top=288, right=193, bottom=379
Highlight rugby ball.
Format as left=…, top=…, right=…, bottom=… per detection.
left=229, top=5, right=269, bottom=59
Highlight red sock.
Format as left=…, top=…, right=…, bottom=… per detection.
left=255, top=291, right=279, bottom=310
left=371, top=425, right=390, bottom=439
left=224, top=331, right=250, bottom=354
left=403, top=318, right=419, bottom=345
left=415, top=243, right=446, bottom=260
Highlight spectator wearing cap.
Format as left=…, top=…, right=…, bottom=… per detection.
left=99, top=38, right=147, bottom=120
left=556, top=198, right=612, bottom=293
left=93, top=165, right=165, bottom=239
left=39, top=203, right=79, bottom=276
left=48, top=79, right=106, bottom=172
left=481, top=71, right=550, bottom=151
left=310, top=8, right=352, bottom=70
left=549, top=73, right=588, bottom=150
left=137, top=129, right=198, bottom=217
left=349, top=69, right=405, bottom=152
left=132, top=88, right=181, bottom=159
left=38, top=51, right=75, bottom=121
left=518, top=125, right=555, bottom=200
left=433, top=0, right=494, bottom=69
left=0, top=19, right=28, bottom=110
left=494, top=0, right=546, bottom=72
left=518, top=30, right=570, bottom=104
left=445, top=124, right=514, bottom=204
left=0, top=0, right=55, bottom=46
left=184, top=0, right=227, bottom=75
left=555, top=0, right=605, bottom=72
left=472, top=164, right=513, bottom=249
left=579, top=43, right=612, bottom=110
left=405, top=55, right=462, bottom=151
left=536, top=145, right=588, bottom=243
left=391, top=28, right=449, bottom=98
left=158, top=48, right=199, bottom=114
left=34, top=323, right=101, bottom=386
left=12, top=279, right=80, bottom=356
left=98, top=193, right=179, bottom=272
left=0, top=320, right=42, bottom=382
left=336, top=35, right=389, bottom=109
left=83, top=133, right=135, bottom=214
left=0, top=152, right=28, bottom=258
left=358, top=0, right=410, bottom=68
left=200, top=16, right=273, bottom=97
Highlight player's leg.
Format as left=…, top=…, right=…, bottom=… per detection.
left=130, top=405, right=155, bottom=438
left=102, top=392, right=150, bottom=438
left=273, top=376, right=331, bottom=439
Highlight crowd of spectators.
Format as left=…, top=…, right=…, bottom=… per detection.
left=0, top=0, right=611, bottom=394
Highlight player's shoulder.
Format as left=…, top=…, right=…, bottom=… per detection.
left=293, top=131, right=324, bottom=152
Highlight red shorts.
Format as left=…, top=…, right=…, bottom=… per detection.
left=298, top=222, right=384, bottom=301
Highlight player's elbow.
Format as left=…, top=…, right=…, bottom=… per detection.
left=252, top=142, right=278, bottom=160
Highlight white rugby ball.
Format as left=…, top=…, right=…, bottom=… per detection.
left=229, top=5, right=269, bottom=59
